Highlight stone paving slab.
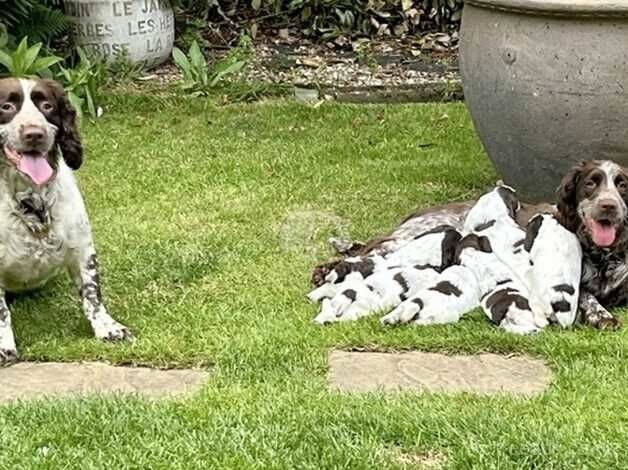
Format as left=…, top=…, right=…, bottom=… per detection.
left=0, top=362, right=209, bottom=404
left=329, top=350, right=552, bottom=396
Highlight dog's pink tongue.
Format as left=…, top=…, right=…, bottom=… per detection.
left=590, top=220, right=617, bottom=247
left=17, top=154, right=53, bottom=185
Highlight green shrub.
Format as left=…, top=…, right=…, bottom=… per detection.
left=174, top=0, right=463, bottom=40
left=172, top=38, right=247, bottom=96
left=0, top=0, right=69, bottom=45
left=57, top=48, right=108, bottom=120
left=107, top=50, right=146, bottom=85
left=0, top=36, right=62, bottom=77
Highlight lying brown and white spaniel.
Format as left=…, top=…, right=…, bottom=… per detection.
left=556, top=160, right=628, bottom=328
left=312, top=159, right=628, bottom=330
left=0, top=78, right=132, bottom=363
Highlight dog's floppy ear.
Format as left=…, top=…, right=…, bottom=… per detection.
left=556, top=161, right=584, bottom=232
left=477, top=235, right=493, bottom=253
left=524, top=214, right=544, bottom=252
left=43, top=79, right=83, bottom=170
left=496, top=185, right=520, bottom=219
left=621, top=166, right=628, bottom=204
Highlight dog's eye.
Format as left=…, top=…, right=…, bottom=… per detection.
left=40, top=101, right=54, bottom=112
left=585, top=179, right=597, bottom=189
left=617, top=178, right=628, bottom=192
left=1, top=102, right=15, bottom=112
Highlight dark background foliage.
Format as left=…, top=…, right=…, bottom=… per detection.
left=174, top=0, right=463, bottom=42
left=0, top=0, right=69, bottom=45
left=0, top=0, right=463, bottom=50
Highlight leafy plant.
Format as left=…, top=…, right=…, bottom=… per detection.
left=57, top=48, right=108, bottom=120
left=1, top=0, right=69, bottom=45
left=0, top=23, right=8, bottom=50
left=172, top=39, right=247, bottom=97
left=0, top=36, right=62, bottom=77
left=0, top=0, right=34, bottom=29
left=108, top=49, right=145, bottom=85
left=175, top=17, right=211, bottom=51
left=354, top=39, right=377, bottom=71
left=231, top=33, right=253, bottom=62
left=174, top=0, right=463, bottom=41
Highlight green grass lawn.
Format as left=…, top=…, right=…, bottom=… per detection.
left=1, top=94, right=627, bottom=469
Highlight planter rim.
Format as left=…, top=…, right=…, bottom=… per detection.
left=465, top=0, right=628, bottom=16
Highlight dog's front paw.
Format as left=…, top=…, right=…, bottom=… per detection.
left=596, top=315, right=622, bottom=331
left=381, top=308, right=404, bottom=326
left=380, top=313, right=399, bottom=326
left=307, top=284, right=334, bottom=303
left=94, top=321, right=134, bottom=342
left=0, top=347, right=18, bottom=365
left=382, top=298, right=424, bottom=326
left=582, top=308, right=622, bottom=331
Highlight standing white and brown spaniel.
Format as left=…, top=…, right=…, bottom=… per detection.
left=0, top=78, right=131, bottom=363
left=312, top=160, right=628, bottom=330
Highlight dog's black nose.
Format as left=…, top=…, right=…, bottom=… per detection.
left=22, top=126, right=45, bottom=144
left=599, top=198, right=618, bottom=213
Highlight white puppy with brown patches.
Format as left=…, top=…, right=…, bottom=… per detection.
left=0, top=78, right=132, bottom=363
left=524, top=214, right=581, bottom=328
left=308, top=226, right=460, bottom=323
left=380, top=232, right=542, bottom=334
left=313, top=265, right=441, bottom=324
left=380, top=186, right=580, bottom=334
left=380, top=264, right=480, bottom=326
left=380, top=188, right=538, bottom=332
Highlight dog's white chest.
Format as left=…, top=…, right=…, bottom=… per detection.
left=0, top=204, right=67, bottom=292
left=0, top=163, right=92, bottom=293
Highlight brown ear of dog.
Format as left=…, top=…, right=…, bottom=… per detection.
left=42, top=79, right=83, bottom=170
left=556, top=161, right=585, bottom=233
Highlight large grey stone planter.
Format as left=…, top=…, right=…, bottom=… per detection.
left=65, top=0, right=174, bottom=67
left=460, top=0, right=628, bottom=201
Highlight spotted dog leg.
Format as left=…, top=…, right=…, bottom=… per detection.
left=0, top=291, right=18, bottom=364
left=307, top=282, right=339, bottom=303
left=579, top=291, right=621, bottom=330
left=537, top=283, right=578, bottom=329
left=313, top=285, right=382, bottom=324
left=313, top=266, right=442, bottom=324
left=68, top=250, right=133, bottom=341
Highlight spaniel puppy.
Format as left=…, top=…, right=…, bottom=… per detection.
left=481, top=281, right=543, bottom=335
left=307, top=255, right=388, bottom=302
left=313, top=185, right=581, bottom=334
left=312, top=265, right=441, bottom=324
left=556, top=160, right=628, bottom=328
left=525, top=214, right=581, bottom=328
left=311, top=202, right=472, bottom=287
left=383, top=225, right=461, bottom=271
left=381, top=232, right=542, bottom=334
left=380, top=264, right=481, bottom=327
left=308, top=225, right=461, bottom=323
left=463, top=184, right=521, bottom=232
left=0, top=78, right=132, bottom=363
